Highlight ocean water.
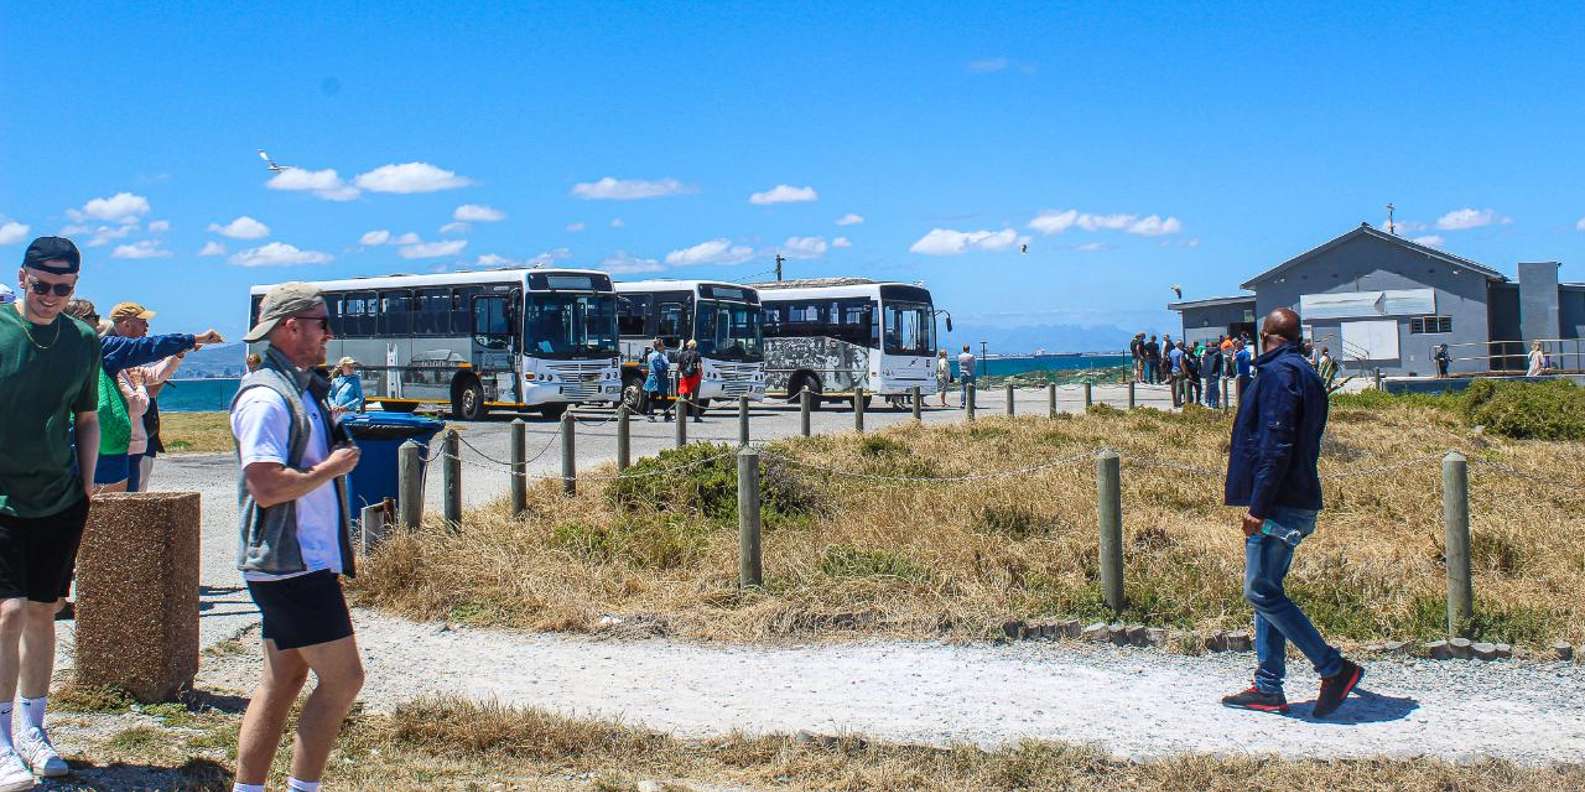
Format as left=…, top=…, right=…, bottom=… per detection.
left=156, top=355, right=1133, bottom=412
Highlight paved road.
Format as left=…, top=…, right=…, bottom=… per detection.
left=61, top=383, right=1181, bottom=658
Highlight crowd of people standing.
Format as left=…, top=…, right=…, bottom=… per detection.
left=1129, top=331, right=1255, bottom=409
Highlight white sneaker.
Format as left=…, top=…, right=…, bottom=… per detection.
left=0, top=751, right=33, bottom=791
left=14, top=728, right=66, bottom=778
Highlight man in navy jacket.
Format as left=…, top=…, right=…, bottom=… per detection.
left=1221, top=308, right=1363, bottom=718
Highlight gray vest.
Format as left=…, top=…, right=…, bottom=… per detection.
left=231, top=348, right=355, bottom=577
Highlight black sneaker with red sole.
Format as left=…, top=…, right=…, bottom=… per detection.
left=1313, top=659, right=1364, bottom=718
left=1220, top=686, right=1290, bottom=714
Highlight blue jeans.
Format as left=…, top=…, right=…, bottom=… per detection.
left=1245, top=506, right=1342, bottom=694
left=1204, top=375, right=1219, bottom=408
left=960, top=374, right=975, bottom=407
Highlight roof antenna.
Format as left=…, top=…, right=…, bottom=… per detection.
left=774, top=253, right=785, bottom=282
left=1385, top=202, right=1396, bottom=235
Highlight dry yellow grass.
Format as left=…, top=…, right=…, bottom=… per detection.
left=352, top=401, right=1585, bottom=649
left=52, top=691, right=1585, bottom=790
left=159, top=411, right=236, bottom=454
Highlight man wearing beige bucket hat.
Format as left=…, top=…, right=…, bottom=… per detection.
left=228, top=282, right=364, bottom=792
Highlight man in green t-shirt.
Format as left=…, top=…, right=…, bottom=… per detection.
left=0, top=236, right=102, bottom=786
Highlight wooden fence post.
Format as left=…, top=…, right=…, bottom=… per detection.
left=1443, top=451, right=1473, bottom=636
left=1096, top=449, right=1124, bottom=613
left=510, top=419, right=528, bottom=515
left=560, top=411, right=576, bottom=496
left=398, top=439, right=423, bottom=530
left=738, top=447, right=763, bottom=587
left=442, top=429, right=461, bottom=531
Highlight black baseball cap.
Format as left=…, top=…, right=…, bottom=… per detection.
left=23, top=236, right=81, bottom=275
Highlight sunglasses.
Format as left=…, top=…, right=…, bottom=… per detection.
left=294, top=315, right=333, bottom=331
left=26, top=278, right=74, bottom=297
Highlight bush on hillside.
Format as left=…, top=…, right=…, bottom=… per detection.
left=606, top=442, right=822, bottom=524
left=1461, top=379, right=1585, bottom=441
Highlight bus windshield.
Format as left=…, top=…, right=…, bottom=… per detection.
left=883, top=300, right=934, bottom=357
left=522, top=292, right=619, bottom=359
left=695, top=299, right=764, bottom=362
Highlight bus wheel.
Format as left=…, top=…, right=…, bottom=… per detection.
left=789, top=374, right=822, bottom=410
left=539, top=403, right=568, bottom=420
left=452, top=378, right=487, bottom=421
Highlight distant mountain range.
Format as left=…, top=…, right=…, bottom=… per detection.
left=942, top=323, right=1135, bottom=356
left=173, top=342, right=247, bottom=378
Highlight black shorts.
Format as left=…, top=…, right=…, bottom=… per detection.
left=246, top=570, right=355, bottom=651
left=0, top=496, right=90, bottom=603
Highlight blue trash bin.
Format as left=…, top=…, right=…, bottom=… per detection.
left=341, top=412, right=446, bottom=515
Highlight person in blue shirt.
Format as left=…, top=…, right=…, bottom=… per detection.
left=1167, top=341, right=1186, bottom=407
left=1220, top=308, right=1363, bottom=717
left=642, top=339, right=671, bottom=422
left=1234, top=339, right=1254, bottom=403
left=328, top=357, right=365, bottom=416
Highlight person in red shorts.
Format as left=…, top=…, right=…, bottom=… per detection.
left=675, top=339, right=704, bottom=423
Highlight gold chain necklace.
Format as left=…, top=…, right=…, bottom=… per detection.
left=17, top=311, right=62, bottom=352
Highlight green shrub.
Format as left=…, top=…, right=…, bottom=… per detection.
left=820, top=544, right=930, bottom=582
left=606, top=442, right=821, bottom=524
left=1331, top=389, right=1464, bottom=413
left=1462, top=379, right=1585, bottom=440
left=551, top=512, right=713, bottom=569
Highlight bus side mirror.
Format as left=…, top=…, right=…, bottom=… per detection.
left=946, top=316, right=954, bottom=332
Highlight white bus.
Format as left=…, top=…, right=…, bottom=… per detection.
left=752, top=278, right=947, bottom=409
left=248, top=269, right=622, bottom=420
left=613, top=279, right=767, bottom=409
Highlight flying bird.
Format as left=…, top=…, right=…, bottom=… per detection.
left=1020, top=243, right=1028, bottom=254
left=257, top=149, right=288, bottom=173
left=1171, top=284, right=1183, bottom=300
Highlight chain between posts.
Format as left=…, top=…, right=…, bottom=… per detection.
left=762, top=448, right=1096, bottom=483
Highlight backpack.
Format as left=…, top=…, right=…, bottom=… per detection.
left=680, top=351, right=699, bottom=377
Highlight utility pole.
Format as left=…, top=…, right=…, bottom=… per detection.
left=775, top=253, right=785, bottom=282
left=979, top=340, right=988, bottom=361
left=1386, top=203, right=1396, bottom=235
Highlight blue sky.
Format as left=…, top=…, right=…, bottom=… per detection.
left=4, top=2, right=1584, bottom=346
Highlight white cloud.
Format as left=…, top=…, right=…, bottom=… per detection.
left=609, top=218, right=625, bottom=228
left=393, top=232, right=421, bottom=245
left=1378, top=217, right=1428, bottom=233
left=780, top=236, right=828, bottom=259
left=908, top=228, right=1026, bottom=256
left=749, top=184, right=818, bottom=205
left=1076, top=242, right=1107, bottom=252
left=1435, top=208, right=1500, bottom=230
left=83, top=225, right=137, bottom=247
left=1027, top=209, right=1182, bottom=237
left=602, top=251, right=665, bottom=275
left=359, top=229, right=392, bottom=247
left=1577, top=217, right=1585, bottom=231
left=527, top=247, right=572, bottom=267
left=69, top=192, right=150, bottom=225
left=231, top=242, right=334, bottom=267
left=146, top=220, right=171, bottom=234
left=453, top=203, right=505, bottom=222
left=439, top=222, right=470, bottom=235
left=475, top=254, right=521, bottom=267
left=398, top=240, right=468, bottom=259
left=198, top=241, right=227, bottom=257
left=1412, top=234, right=1446, bottom=248
left=664, top=238, right=755, bottom=266
left=571, top=177, right=688, bottom=200
left=967, top=57, right=1010, bottom=73
left=565, top=222, right=586, bottom=233
left=1185, top=237, right=1200, bottom=248
left=1125, top=215, right=1182, bottom=237
left=832, top=236, right=852, bottom=248
left=0, top=221, right=31, bottom=245
left=266, top=168, right=361, bottom=201
left=208, top=216, right=271, bottom=240
left=355, top=162, right=473, bottom=194
left=835, top=213, right=864, bottom=226
left=111, top=239, right=172, bottom=260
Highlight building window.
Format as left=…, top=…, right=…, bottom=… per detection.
left=1410, top=315, right=1453, bottom=334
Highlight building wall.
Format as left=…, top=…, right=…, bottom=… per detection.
left=1518, top=262, right=1561, bottom=343
left=1248, top=233, right=1492, bottom=376
left=1176, top=302, right=1255, bottom=347
left=1487, top=283, right=1525, bottom=371
left=1558, top=287, right=1585, bottom=340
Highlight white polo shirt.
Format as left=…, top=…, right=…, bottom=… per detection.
left=231, top=386, right=343, bottom=582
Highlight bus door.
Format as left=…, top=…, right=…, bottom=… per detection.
left=471, top=292, right=515, bottom=378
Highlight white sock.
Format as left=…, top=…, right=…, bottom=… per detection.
left=232, top=784, right=265, bottom=792
left=0, top=703, right=11, bottom=750
left=18, top=697, right=44, bottom=731
left=287, top=779, right=321, bottom=792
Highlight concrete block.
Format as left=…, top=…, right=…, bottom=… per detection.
left=1493, top=644, right=1512, bottom=660
left=1082, top=622, right=1109, bottom=642
left=1448, top=637, right=1473, bottom=659
left=1383, top=640, right=1409, bottom=654
left=1206, top=631, right=1228, bottom=652
left=1224, top=631, right=1252, bottom=652
left=76, top=492, right=201, bottom=703
left=1145, top=628, right=1168, bottom=648
left=1001, top=620, right=1025, bottom=640
left=1423, top=640, right=1452, bottom=660
left=1108, top=622, right=1128, bottom=645
left=1125, top=624, right=1147, bottom=646
left=1471, top=642, right=1498, bottom=661
left=1040, top=624, right=1059, bottom=640
left=1555, top=642, right=1575, bottom=662
left=1058, top=619, right=1082, bottom=638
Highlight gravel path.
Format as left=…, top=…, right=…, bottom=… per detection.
left=195, top=610, right=1585, bottom=764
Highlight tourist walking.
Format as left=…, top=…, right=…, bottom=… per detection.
left=676, top=339, right=704, bottom=423
left=1129, top=333, right=1145, bottom=383
left=329, top=357, right=365, bottom=416
left=642, top=339, right=671, bottom=421
left=1316, top=346, right=1338, bottom=391
left=1221, top=307, right=1363, bottom=717
left=1526, top=341, right=1546, bottom=376
left=1434, top=344, right=1451, bottom=378
left=957, top=345, right=976, bottom=408
left=0, top=237, right=103, bottom=787
left=1234, top=338, right=1253, bottom=403
left=230, top=282, right=364, bottom=792
left=935, top=349, right=950, bottom=406
left=109, top=302, right=191, bottom=492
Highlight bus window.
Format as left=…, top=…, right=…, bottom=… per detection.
left=472, top=295, right=510, bottom=350
left=342, top=291, right=376, bottom=337
left=450, top=287, right=475, bottom=335
left=617, top=294, right=650, bottom=336
left=415, top=288, right=449, bottom=335
left=657, top=301, right=686, bottom=341
left=379, top=290, right=413, bottom=335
